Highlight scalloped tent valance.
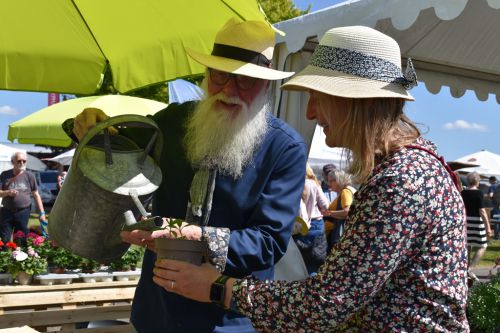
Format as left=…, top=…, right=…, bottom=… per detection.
left=271, top=0, right=500, bottom=149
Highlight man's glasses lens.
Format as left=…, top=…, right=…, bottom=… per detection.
left=209, top=69, right=257, bottom=91
left=17, top=160, right=27, bottom=164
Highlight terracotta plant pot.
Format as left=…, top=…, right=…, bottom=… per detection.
left=16, top=271, right=33, bottom=285
left=49, top=266, right=66, bottom=274
left=154, top=238, right=208, bottom=266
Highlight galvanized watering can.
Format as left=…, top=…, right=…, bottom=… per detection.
left=49, top=115, right=163, bottom=262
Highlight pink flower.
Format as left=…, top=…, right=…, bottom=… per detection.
left=27, top=232, right=39, bottom=239
left=32, top=236, right=45, bottom=246
left=13, top=231, right=26, bottom=239
left=27, top=247, right=36, bottom=256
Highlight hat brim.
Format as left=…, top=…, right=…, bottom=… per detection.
left=281, top=65, right=414, bottom=100
left=186, top=47, right=294, bottom=81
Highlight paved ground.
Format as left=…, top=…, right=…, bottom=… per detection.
left=470, top=266, right=499, bottom=282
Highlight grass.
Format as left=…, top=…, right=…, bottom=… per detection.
left=29, top=214, right=500, bottom=268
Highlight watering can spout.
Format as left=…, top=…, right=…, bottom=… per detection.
left=122, top=210, right=163, bottom=232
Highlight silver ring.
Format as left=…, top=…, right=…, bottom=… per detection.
left=171, top=280, right=175, bottom=289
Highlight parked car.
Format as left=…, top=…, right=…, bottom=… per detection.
left=33, top=170, right=59, bottom=205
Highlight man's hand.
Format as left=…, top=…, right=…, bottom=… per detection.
left=120, top=229, right=155, bottom=251
left=6, top=189, right=18, bottom=197
left=73, top=107, right=117, bottom=141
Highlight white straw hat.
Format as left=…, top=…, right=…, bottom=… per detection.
left=186, top=18, right=294, bottom=81
left=282, top=26, right=417, bottom=100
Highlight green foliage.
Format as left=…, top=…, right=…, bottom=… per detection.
left=79, top=258, right=102, bottom=273
left=50, top=247, right=82, bottom=270
left=163, top=218, right=188, bottom=239
left=7, top=247, right=48, bottom=277
left=0, top=250, right=12, bottom=273
left=258, top=0, right=310, bottom=24
left=468, top=274, right=500, bottom=332
left=109, top=246, right=144, bottom=271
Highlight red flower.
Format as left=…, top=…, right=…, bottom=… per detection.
left=0, top=240, right=3, bottom=247
left=6, top=241, right=17, bottom=250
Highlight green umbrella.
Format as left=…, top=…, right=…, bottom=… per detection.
left=8, top=95, right=167, bottom=147
left=0, top=0, right=267, bottom=95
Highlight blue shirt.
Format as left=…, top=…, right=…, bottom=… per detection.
left=131, top=102, right=307, bottom=332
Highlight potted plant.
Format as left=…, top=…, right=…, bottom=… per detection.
left=49, top=247, right=82, bottom=273
left=7, top=246, right=48, bottom=285
left=154, top=218, right=208, bottom=266
left=0, top=241, right=17, bottom=284
left=467, top=274, right=500, bottom=333
left=79, top=258, right=102, bottom=273
left=109, top=246, right=144, bottom=272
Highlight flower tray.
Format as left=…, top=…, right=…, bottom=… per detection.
left=78, top=272, right=114, bottom=283
left=34, top=273, right=79, bottom=285
left=112, top=269, right=141, bottom=281
left=0, top=273, right=13, bottom=285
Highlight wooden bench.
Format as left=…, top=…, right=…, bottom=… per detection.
left=0, top=280, right=137, bottom=332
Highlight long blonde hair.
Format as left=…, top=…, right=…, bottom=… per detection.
left=305, top=163, right=321, bottom=187
left=318, top=95, right=420, bottom=183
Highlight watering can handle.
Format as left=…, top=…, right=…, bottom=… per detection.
left=73, top=114, right=162, bottom=170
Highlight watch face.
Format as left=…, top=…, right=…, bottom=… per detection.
left=210, top=283, right=224, bottom=304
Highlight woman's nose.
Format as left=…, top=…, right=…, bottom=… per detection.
left=306, top=99, right=317, bottom=120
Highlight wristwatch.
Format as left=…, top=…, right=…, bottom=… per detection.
left=210, top=275, right=230, bottom=307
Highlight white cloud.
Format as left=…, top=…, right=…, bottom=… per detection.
left=442, top=119, right=488, bottom=132
left=0, top=105, right=18, bottom=115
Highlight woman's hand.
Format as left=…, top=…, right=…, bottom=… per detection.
left=153, top=259, right=220, bottom=302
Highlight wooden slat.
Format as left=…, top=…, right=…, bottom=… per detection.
left=0, top=305, right=131, bottom=328
left=0, top=287, right=136, bottom=308
left=61, top=324, right=134, bottom=333
left=0, top=280, right=137, bottom=294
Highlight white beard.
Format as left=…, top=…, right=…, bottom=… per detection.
left=185, top=87, right=269, bottom=179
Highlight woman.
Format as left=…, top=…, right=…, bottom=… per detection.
left=295, top=164, right=329, bottom=274
left=322, top=169, right=355, bottom=250
left=153, top=26, right=469, bottom=332
left=461, top=172, right=493, bottom=268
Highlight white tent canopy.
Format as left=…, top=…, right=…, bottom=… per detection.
left=308, top=125, right=351, bottom=170
left=271, top=0, right=500, bottom=148
left=45, top=148, right=75, bottom=166
left=0, top=143, right=46, bottom=173
left=453, top=150, right=500, bottom=177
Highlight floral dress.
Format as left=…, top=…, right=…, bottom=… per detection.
left=232, top=138, right=469, bottom=332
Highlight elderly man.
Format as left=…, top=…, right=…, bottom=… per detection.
left=70, top=18, right=307, bottom=333
left=0, top=152, right=46, bottom=244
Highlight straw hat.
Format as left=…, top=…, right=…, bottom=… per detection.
left=186, top=18, right=294, bottom=81
left=282, top=26, right=417, bottom=100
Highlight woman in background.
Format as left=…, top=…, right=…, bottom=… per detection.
left=461, top=171, right=493, bottom=268
left=322, top=169, right=355, bottom=250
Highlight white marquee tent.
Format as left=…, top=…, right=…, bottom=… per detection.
left=271, top=0, right=500, bottom=149
left=453, top=150, right=500, bottom=177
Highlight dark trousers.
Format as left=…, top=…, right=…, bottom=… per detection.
left=0, top=207, right=31, bottom=244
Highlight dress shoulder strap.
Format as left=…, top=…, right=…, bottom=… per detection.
left=404, top=144, right=459, bottom=190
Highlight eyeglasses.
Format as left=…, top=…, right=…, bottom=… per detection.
left=16, top=160, right=27, bottom=164
left=208, top=68, right=259, bottom=91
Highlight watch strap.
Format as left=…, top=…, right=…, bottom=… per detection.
left=210, top=275, right=230, bottom=307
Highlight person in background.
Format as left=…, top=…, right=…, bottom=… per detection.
left=154, top=26, right=469, bottom=332
left=56, top=171, right=67, bottom=193
left=0, top=152, right=47, bottom=244
left=322, top=169, right=356, bottom=250
left=321, top=163, right=337, bottom=202
left=294, top=163, right=329, bottom=275
left=69, top=18, right=307, bottom=333
left=487, top=175, right=500, bottom=239
left=462, top=172, right=493, bottom=268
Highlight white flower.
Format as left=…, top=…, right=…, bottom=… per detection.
left=13, top=250, right=28, bottom=261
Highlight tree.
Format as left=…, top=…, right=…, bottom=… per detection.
left=258, top=0, right=310, bottom=24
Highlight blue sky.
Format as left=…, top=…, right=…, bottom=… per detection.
left=1, top=0, right=499, bottom=161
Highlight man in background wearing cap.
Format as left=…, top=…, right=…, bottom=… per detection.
left=70, top=18, right=307, bottom=332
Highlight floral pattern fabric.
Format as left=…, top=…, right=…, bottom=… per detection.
left=233, top=138, right=469, bottom=332
left=201, top=226, right=230, bottom=272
